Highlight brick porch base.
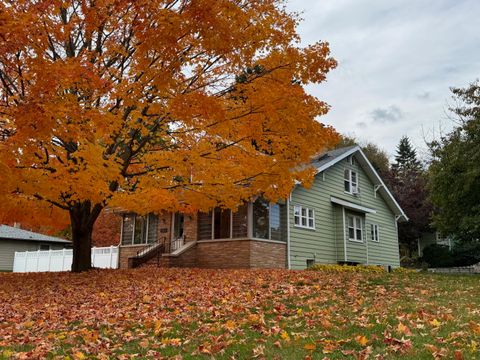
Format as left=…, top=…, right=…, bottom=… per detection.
left=119, top=239, right=286, bottom=269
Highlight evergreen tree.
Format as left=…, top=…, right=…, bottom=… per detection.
left=392, top=136, right=422, bottom=174
left=388, top=136, right=431, bottom=258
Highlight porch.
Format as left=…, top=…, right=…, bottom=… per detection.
left=118, top=199, right=288, bottom=269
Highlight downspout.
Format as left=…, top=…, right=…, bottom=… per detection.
left=395, top=215, right=401, bottom=266
left=342, top=206, right=347, bottom=262
left=286, top=194, right=291, bottom=269
left=365, top=220, right=369, bottom=265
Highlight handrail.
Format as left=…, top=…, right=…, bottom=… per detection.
left=128, top=237, right=166, bottom=268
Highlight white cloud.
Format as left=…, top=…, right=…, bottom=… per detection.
left=287, top=0, right=480, bottom=158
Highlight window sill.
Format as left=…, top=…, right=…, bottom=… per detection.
left=197, top=238, right=286, bottom=244
left=120, top=243, right=153, bottom=247
left=293, top=225, right=316, bottom=231
left=348, top=238, right=364, bottom=243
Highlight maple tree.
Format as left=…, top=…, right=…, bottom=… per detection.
left=0, top=0, right=338, bottom=271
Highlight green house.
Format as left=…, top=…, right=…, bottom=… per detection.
left=288, top=145, right=407, bottom=269
left=117, top=145, right=407, bottom=270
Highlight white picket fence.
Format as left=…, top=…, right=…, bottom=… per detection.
left=13, top=246, right=119, bottom=272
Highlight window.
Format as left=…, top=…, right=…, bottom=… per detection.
left=347, top=215, right=363, bottom=242
left=371, top=224, right=379, bottom=242
left=306, top=259, right=315, bottom=268
left=122, top=214, right=158, bottom=245
left=348, top=155, right=356, bottom=166
left=344, top=169, right=358, bottom=194
left=198, top=204, right=248, bottom=240
left=294, top=205, right=315, bottom=229
left=214, top=208, right=231, bottom=239
left=253, top=199, right=287, bottom=241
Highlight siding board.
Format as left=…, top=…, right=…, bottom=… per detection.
left=290, top=154, right=400, bottom=269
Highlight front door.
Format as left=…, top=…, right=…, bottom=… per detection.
left=171, top=213, right=185, bottom=251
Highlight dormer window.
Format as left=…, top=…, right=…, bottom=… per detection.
left=344, top=169, right=358, bottom=194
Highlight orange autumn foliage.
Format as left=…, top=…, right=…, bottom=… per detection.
left=0, top=0, right=338, bottom=269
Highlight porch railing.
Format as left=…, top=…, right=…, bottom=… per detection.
left=171, top=235, right=186, bottom=252
left=128, top=237, right=166, bottom=268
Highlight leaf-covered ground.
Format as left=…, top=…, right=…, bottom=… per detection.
left=1, top=268, right=479, bottom=359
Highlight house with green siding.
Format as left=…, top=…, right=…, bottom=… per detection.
left=116, top=146, right=407, bottom=269
left=288, top=146, right=407, bottom=269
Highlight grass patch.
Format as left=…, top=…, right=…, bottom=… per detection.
left=0, top=268, right=479, bottom=359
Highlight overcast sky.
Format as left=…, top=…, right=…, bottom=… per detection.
left=287, top=0, right=480, bottom=158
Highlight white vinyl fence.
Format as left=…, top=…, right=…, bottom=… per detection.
left=13, top=246, right=118, bottom=272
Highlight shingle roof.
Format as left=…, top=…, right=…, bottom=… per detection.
left=311, top=145, right=358, bottom=169
left=0, top=225, right=71, bottom=243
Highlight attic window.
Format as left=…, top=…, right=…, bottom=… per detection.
left=344, top=169, right=358, bottom=194
left=348, top=155, right=356, bottom=166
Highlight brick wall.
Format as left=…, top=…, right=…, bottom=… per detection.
left=183, top=214, right=197, bottom=243
left=118, top=245, right=149, bottom=269
left=195, top=240, right=286, bottom=269
left=250, top=241, right=286, bottom=268
left=196, top=240, right=251, bottom=268
left=164, top=244, right=198, bottom=268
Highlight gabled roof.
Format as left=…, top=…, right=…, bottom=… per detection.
left=312, top=146, right=408, bottom=222
left=0, top=225, right=71, bottom=243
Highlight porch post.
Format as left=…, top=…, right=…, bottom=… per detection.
left=342, top=206, right=347, bottom=262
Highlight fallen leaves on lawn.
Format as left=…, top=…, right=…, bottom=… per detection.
left=0, top=268, right=479, bottom=359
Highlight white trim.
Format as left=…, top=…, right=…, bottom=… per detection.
left=293, top=205, right=315, bottom=230
left=315, top=146, right=359, bottom=173
left=370, top=224, right=380, bottom=242
left=170, top=213, right=175, bottom=241
left=347, top=214, right=364, bottom=243
left=119, top=216, right=124, bottom=247
left=366, top=222, right=369, bottom=265
left=357, top=147, right=408, bottom=221
left=342, top=207, right=347, bottom=261
left=344, top=168, right=358, bottom=195
left=314, top=146, right=408, bottom=221
left=146, top=213, right=150, bottom=243
left=286, top=196, right=291, bottom=269
left=163, top=240, right=196, bottom=257
left=247, top=202, right=253, bottom=238
left=330, top=196, right=376, bottom=214
left=395, top=215, right=401, bottom=266
left=197, top=238, right=286, bottom=245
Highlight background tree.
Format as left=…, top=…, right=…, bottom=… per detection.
left=428, top=81, right=480, bottom=242
left=391, top=136, right=422, bottom=175
left=334, top=135, right=390, bottom=176
left=388, top=136, right=431, bottom=257
left=0, top=0, right=338, bottom=271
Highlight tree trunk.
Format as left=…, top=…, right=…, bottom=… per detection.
left=70, top=201, right=103, bottom=273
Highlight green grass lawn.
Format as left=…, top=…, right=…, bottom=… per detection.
left=0, top=267, right=479, bottom=359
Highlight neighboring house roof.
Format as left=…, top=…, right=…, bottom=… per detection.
left=312, top=146, right=409, bottom=222
left=0, top=225, right=71, bottom=243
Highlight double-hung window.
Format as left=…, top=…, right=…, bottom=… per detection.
left=371, top=224, right=379, bottom=242
left=294, top=205, right=315, bottom=229
left=347, top=215, right=363, bottom=242
left=344, top=169, right=358, bottom=194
